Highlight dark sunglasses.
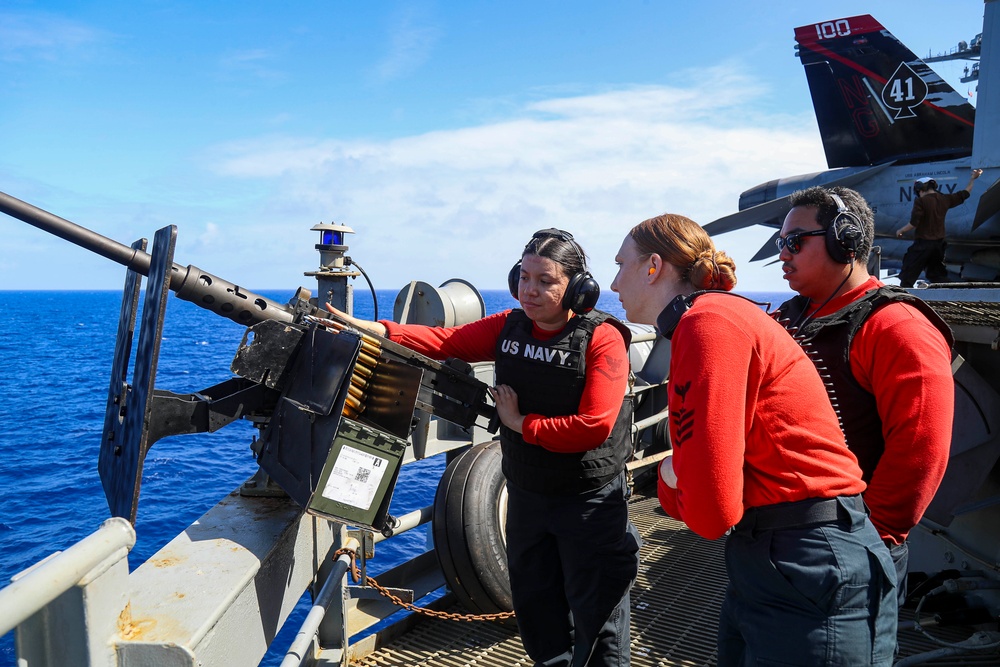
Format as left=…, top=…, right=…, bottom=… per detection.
left=775, top=229, right=826, bottom=254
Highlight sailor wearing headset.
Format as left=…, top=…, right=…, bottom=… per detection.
left=328, top=229, right=640, bottom=667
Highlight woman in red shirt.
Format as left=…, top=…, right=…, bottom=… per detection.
left=610, top=213, right=897, bottom=666
left=331, top=229, right=639, bottom=667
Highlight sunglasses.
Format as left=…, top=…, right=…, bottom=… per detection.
left=775, top=229, right=826, bottom=254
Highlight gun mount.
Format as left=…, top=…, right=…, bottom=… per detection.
left=0, top=190, right=496, bottom=529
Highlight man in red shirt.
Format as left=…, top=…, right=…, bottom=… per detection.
left=775, top=186, right=954, bottom=605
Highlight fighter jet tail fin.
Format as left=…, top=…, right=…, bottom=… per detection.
left=795, top=15, right=975, bottom=168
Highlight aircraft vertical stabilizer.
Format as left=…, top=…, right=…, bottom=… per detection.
left=973, top=0, right=1000, bottom=169
left=795, top=15, right=976, bottom=168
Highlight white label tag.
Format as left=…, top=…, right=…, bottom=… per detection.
left=320, top=445, right=389, bottom=511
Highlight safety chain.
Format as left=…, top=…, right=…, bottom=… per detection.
left=332, top=547, right=516, bottom=622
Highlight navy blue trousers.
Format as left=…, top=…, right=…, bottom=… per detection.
left=889, top=540, right=909, bottom=607
left=718, top=496, right=898, bottom=666
left=506, top=471, right=641, bottom=667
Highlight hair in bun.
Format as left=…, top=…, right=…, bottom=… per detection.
left=629, top=214, right=738, bottom=291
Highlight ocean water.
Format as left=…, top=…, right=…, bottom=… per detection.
left=0, top=286, right=791, bottom=666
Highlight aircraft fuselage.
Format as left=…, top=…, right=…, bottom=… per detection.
left=738, top=161, right=1000, bottom=278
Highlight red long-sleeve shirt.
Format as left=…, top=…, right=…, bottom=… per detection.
left=382, top=311, right=629, bottom=453
left=803, top=277, right=953, bottom=543
left=657, top=293, right=866, bottom=540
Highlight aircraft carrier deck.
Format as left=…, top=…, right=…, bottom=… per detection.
left=348, top=488, right=999, bottom=667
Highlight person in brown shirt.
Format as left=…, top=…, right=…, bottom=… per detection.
left=894, top=168, right=982, bottom=287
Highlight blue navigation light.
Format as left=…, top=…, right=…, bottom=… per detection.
left=321, top=230, right=344, bottom=245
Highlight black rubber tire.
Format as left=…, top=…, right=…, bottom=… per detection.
left=458, top=441, right=511, bottom=610
left=432, top=446, right=486, bottom=613
left=432, top=440, right=512, bottom=613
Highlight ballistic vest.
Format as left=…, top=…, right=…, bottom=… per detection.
left=776, top=287, right=953, bottom=481
left=494, top=309, right=634, bottom=495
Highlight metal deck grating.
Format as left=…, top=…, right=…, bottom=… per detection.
left=349, top=493, right=723, bottom=666
left=349, top=491, right=1000, bottom=666
left=927, top=299, right=1000, bottom=328
left=910, top=287, right=1000, bottom=329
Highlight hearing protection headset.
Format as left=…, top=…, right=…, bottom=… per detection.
left=825, top=192, right=863, bottom=264
left=507, top=228, right=601, bottom=314
left=657, top=291, right=766, bottom=339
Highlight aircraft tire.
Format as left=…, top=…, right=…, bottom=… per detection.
left=432, top=447, right=486, bottom=614
left=432, top=440, right=512, bottom=615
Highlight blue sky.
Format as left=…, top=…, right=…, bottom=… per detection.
left=0, top=1, right=986, bottom=293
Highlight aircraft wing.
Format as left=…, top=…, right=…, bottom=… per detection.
left=750, top=230, right=783, bottom=262
left=705, top=162, right=896, bottom=262
left=703, top=197, right=792, bottom=236
left=704, top=162, right=895, bottom=237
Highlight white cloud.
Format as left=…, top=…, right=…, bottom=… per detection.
left=217, top=48, right=286, bottom=83
left=196, top=221, right=222, bottom=248
left=1, top=70, right=822, bottom=293
left=198, top=70, right=824, bottom=292
left=0, top=11, right=101, bottom=62
left=371, top=6, right=442, bottom=83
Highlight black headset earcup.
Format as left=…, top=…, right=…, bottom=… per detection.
left=511, top=262, right=600, bottom=312
left=563, top=271, right=601, bottom=313
left=508, top=261, right=521, bottom=299
left=824, top=192, right=863, bottom=264
left=825, top=214, right=862, bottom=264
left=511, top=227, right=600, bottom=313
left=656, top=293, right=695, bottom=340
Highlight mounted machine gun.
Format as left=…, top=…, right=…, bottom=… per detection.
left=0, top=190, right=496, bottom=533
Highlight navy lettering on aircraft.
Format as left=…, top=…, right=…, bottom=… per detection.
left=899, top=183, right=959, bottom=203
left=882, top=62, right=928, bottom=119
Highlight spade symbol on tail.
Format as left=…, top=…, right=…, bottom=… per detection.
left=881, top=62, right=928, bottom=119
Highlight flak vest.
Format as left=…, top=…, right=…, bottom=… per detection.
left=494, top=309, right=634, bottom=495
left=776, top=286, right=954, bottom=481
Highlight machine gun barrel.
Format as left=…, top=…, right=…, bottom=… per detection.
left=0, top=189, right=298, bottom=326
